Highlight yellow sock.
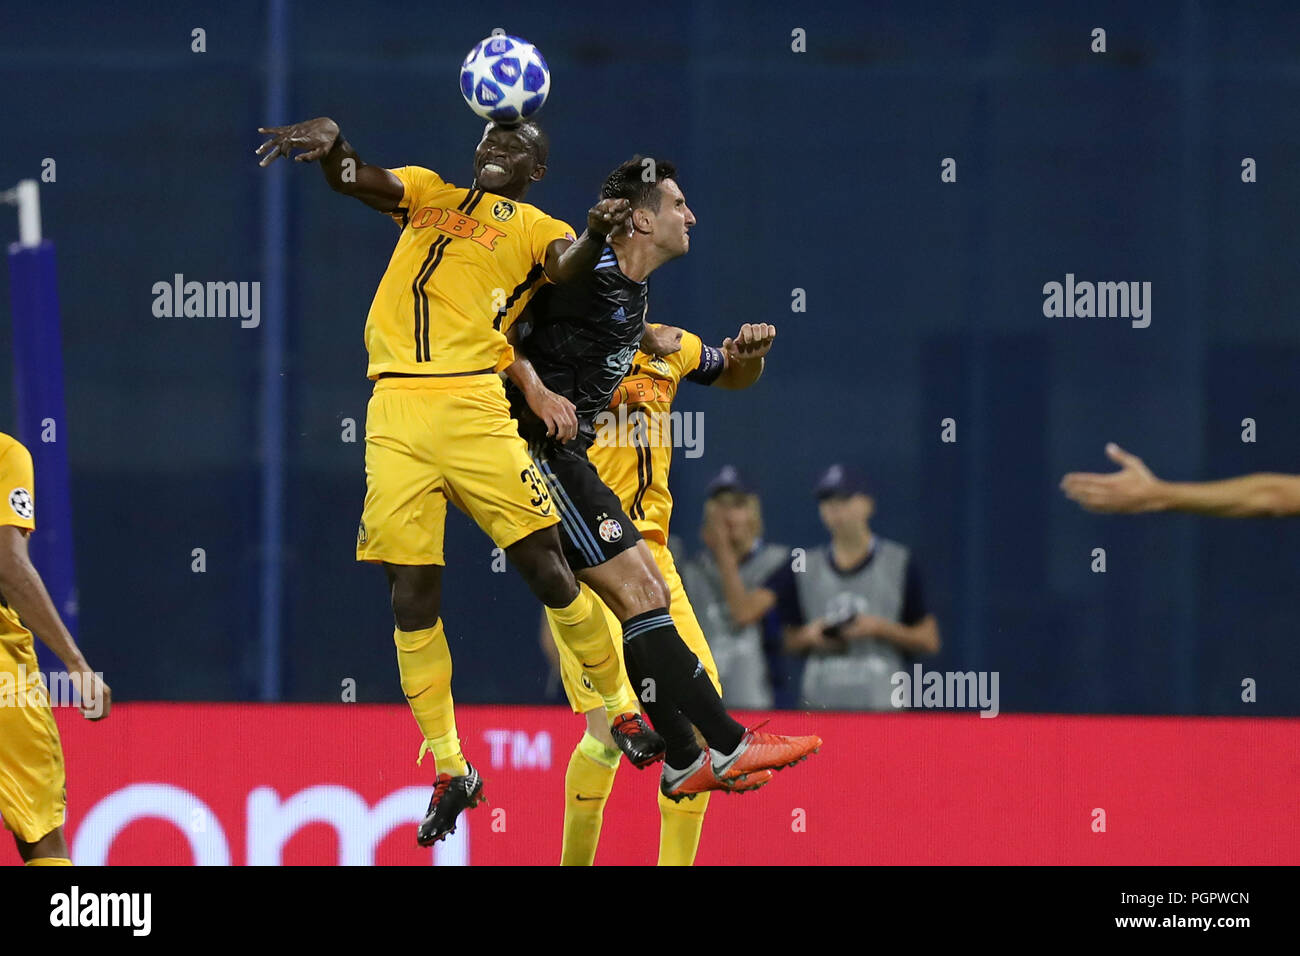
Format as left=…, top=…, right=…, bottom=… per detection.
left=547, top=585, right=636, bottom=717
left=560, top=732, right=620, bottom=866
left=395, top=622, right=469, bottom=777
left=657, top=789, right=709, bottom=866
left=26, top=857, right=72, bottom=866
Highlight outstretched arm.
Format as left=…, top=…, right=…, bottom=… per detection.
left=1061, top=443, right=1300, bottom=517
left=0, top=526, right=110, bottom=718
left=256, top=117, right=403, bottom=212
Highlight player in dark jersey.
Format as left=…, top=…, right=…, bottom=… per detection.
left=505, top=158, right=821, bottom=800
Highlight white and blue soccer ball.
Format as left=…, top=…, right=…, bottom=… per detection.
left=459, top=34, right=550, bottom=124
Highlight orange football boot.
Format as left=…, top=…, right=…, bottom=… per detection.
left=660, top=750, right=775, bottom=802
left=712, top=722, right=822, bottom=780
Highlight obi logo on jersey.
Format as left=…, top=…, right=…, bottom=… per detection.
left=608, top=375, right=674, bottom=408
left=409, top=207, right=506, bottom=250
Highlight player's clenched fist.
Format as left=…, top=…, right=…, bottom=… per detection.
left=722, top=323, right=776, bottom=362
left=588, top=198, right=631, bottom=238
left=80, top=674, right=111, bottom=721
left=256, top=117, right=341, bottom=166
left=640, top=324, right=683, bottom=358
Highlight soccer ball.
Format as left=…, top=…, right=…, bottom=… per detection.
left=459, top=34, right=550, bottom=124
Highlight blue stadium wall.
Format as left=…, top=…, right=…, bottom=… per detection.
left=2, top=0, right=1298, bottom=713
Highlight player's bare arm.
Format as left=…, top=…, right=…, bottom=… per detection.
left=256, top=117, right=403, bottom=212
left=716, top=322, right=776, bottom=390
left=503, top=323, right=578, bottom=442
left=543, top=198, right=632, bottom=284
left=691, top=329, right=779, bottom=626
left=1061, top=442, right=1300, bottom=517
left=0, top=526, right=110, bottom=719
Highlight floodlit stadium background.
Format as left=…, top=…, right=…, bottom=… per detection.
left=3, top=1, right=1299, bottom=864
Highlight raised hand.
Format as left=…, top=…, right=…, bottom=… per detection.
left=526, top=384, right=578, bottom=443
left=256, top=117, right=341, bottom=167
left=700, top=499, right=730, bottom=557
left=588, top=198, right=631, bottom=238
left=722, top=323, right=776, bottom=363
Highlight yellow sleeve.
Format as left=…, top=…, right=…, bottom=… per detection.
left=530, top=214, right=577, bottom=274
left=0, top=438, right=36, bottom=532
left=667, top=329, right=704, bottom=383
left=387, top=166, right=445, bottom=225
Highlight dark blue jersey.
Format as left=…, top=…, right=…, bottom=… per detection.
left=509, top=246, right=648, bottom=444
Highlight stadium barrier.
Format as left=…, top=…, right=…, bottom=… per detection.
left=21, top=703, right=1298, bottom=866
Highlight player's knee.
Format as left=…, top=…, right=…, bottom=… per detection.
left=18, top=825, right=68, bottom=863
left=528, top=560, right=576, bottom=607
left=387, top=565, right=442, bottom=631
left=508, top=533, right=576, bottom=606
left=614, top=575, right=669, bottom=619
left=635, top=549, right=670, bottom=609
left=643, top=584, right=669, bottom=614
left=635, top=564, right=670, bottom=611
left=392, top=595, right=440, bottom=632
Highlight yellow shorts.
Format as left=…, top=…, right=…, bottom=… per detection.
left=554, top=538, right=720, bottom=713
left=356, top=375, right=559, bottom=566
left=0, top=665, right=67, bottom=843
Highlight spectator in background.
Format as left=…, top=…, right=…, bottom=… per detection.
left=680, top=467, right=790, bottom=709
left=764, top=465, right=940, bottom=711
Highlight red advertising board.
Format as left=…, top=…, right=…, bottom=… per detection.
left=7, top=704, right=1296, bottom=865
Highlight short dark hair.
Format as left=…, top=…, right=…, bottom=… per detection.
left=518, top=120, right=549, bottom=165
left=600, top=156, right=679, bottom=212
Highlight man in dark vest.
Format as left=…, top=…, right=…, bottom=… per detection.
left=764, top=465, right=941, bottom=710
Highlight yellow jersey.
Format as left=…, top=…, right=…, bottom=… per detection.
left=0, top=433, right=37, bottom=670
left=589, top=328, right=725, bottom=545
left=364, top=166, right=576, bottom=378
